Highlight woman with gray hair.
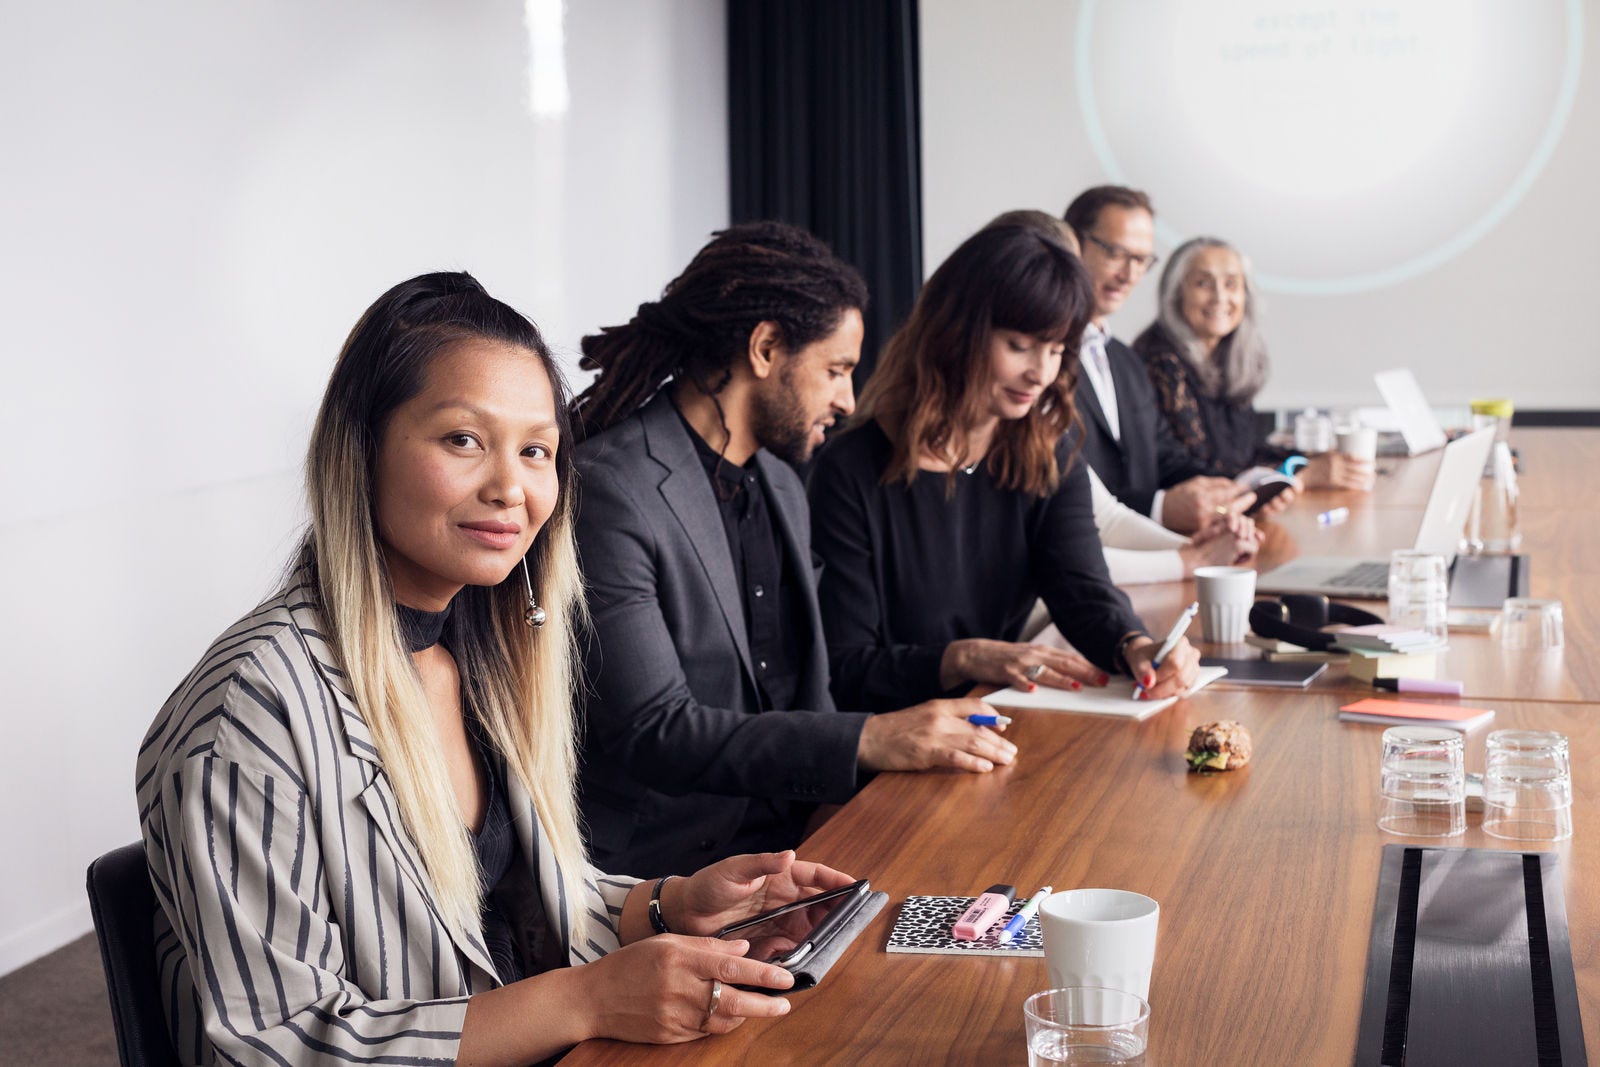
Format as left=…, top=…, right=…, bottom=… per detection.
left=1133, top=237, right=1372, bottom=497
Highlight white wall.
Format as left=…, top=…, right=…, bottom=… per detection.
left=921, top=0, right=1600, bottom=411
left=0, top=0, right=728, bottom=976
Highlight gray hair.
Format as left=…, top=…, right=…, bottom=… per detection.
left=1153, top=237, right=1268, bottom=403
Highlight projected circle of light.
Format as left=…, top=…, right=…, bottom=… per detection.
left=1075, top=0, right=1583, bottom=295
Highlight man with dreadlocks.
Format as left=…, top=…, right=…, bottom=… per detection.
left=571, top=222, right=1014, bottom=877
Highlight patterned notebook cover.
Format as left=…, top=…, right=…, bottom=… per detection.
left=886, top=895, right=1045, bottom=957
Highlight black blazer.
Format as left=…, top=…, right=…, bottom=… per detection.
left=1073, top=335, right=1208, bottom=515
left=573, top=393, right=867, bottom=878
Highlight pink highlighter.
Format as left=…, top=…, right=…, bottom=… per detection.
left=953, top=884, right=1016, bottom=941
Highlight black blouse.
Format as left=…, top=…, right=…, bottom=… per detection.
left=807, top=421, right=1147, bottom=712
left=1131, top=325, right=1290, bottom=476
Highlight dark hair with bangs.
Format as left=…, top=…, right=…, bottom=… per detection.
left=855, top=223, right=1094, bottom=497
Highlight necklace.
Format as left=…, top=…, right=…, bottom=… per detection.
left=960, top=459, right=980, bottom=475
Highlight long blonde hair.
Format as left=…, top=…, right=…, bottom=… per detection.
left=303, top=272, right=590, bottom=942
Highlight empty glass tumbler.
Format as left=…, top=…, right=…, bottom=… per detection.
left=1388, top=550, right=1449, bottom=640
left=1023, top=987, right=1149, bottom=1066
left=1483, top=730, right=1572, bottom=842
left=1379, top=725, right=1465, bottom=837
left=1500, top=598, right=1564, bottom=650
left=1293, top=408, right=1335, bottom=453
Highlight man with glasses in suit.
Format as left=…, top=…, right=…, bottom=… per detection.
left=1065, top=186, right=1248, bottom=533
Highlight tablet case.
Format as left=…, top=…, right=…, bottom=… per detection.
left=788, top=890, right=888, bottom=991
left=1356, top=845, right=1586, bottom=1065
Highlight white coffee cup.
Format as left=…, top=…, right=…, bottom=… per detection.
left=1193, top=565, right=1257, bottom=643
left=1040, top=889, right=1160, bottom=1001
left=1336, top=426, right=1378, bottom=462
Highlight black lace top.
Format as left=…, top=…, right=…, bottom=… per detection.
left=1130, top=325, right=1290, bottom=476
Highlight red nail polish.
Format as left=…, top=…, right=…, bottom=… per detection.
left=1027, top=682, right=1037, bottom=692
left=1070, top=680, right=1081, bottom=690
left=1143, top=673, right=1156, bottom=687
left=1098, top=673, right=1109, bottom=686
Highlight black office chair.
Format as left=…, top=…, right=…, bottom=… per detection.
left=85, top=842, right=180, bottom=1067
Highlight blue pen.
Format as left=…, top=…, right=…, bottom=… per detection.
left=998, top=885, right=1052, bottom=943
left=968, top=713, right=1012, bottom=727
left=1132, top=601, right=1199, bottom=700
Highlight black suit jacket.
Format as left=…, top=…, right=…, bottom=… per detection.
left=1073, top=335, right=1208, bottom=515
left=573, top=393, right=867, bottom=877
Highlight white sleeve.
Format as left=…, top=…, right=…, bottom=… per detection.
left=1090, top=467, right=1189, bottom=552
left=1103, top=547, right=1186, bottom=585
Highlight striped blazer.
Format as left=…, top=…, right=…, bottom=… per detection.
left=135, top=571, right=637, bottom=1065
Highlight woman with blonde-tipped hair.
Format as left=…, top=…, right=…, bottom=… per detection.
left=137, top=272, right=852, bottom=1065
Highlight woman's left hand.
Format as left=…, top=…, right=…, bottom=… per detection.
left=1122, top=635, right=1200, bottom=700
left=667, top=851, right=857, bottom=937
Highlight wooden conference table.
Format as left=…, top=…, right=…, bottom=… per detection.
left=567, top=429, right=1598, bottom=1066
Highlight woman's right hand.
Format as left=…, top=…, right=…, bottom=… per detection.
left=576, top=934, right=796, bottom=1043
left=939, top=638, right=1107, bottom=693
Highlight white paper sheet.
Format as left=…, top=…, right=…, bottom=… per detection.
left=982, top=665, right=1229, bottom=721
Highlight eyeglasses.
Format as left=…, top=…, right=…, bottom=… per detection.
left=1084, top=233, right=1159, bottom=272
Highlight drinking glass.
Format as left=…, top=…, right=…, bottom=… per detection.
left=1483, top=730, right=1572, bottom=841
left=1378, top=725, right=1465, bottom=837
left=1500, top=598, right=1564, bottom=650
left=1293, top=408, right=1334, bottom=453
left=1388, top=550, right=1448, bottom=639
left=1023, top=987, right=1149, bottom=1066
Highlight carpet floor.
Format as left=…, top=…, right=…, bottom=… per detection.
left=0, top=934, right=118, bottom=1066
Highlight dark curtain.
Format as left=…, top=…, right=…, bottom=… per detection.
left=728, top=0, right=923, bottom=386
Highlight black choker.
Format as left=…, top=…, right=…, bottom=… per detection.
left=396, top=601, right=452, bottom=653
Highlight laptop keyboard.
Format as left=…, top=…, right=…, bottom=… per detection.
left=1325, top=561, right=1391, bottom=591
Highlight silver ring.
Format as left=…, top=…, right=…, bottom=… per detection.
left=1025, top=664, right=1046, bottom=682
left=701, top=979, right=722, bottom=1030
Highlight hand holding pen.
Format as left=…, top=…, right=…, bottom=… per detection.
left=1129, top=602, right=1202, bottom=700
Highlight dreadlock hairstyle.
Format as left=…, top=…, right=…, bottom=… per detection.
left=855, top=223, right=1094, bottom=498
left=302, top=271, right=591, bottom=941
left=571, top=221, right=868, bottom=441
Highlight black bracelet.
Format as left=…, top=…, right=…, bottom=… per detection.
left=648, top=875, right=675, bottom=935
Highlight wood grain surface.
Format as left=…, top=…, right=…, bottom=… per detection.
left=566, top=695, right=1600, bottom=1065
left=563, top=429, right=1600, bottom=1065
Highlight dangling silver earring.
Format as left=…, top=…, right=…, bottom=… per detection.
left=521, top=558, right=546, bottom=628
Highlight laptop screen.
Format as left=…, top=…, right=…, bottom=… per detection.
left=1375, top=369, right=1448, bottom=455
left=1412, top=427, right=1496, bottom=561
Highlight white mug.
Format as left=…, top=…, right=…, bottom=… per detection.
left=1194, top=565, right=1257, bottom=644
left=1039, top=889, right=1160, bottom=1002
left=1336, top=426, right=1378, bottom=462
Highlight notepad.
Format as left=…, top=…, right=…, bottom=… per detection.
left=1201, top=657, right=1327, bottom=688
left=885, top=895, right=1044, bottom=958
left=983, top=665, right=1228, bottom=721
left=1338, top=697, right=1495, bottom=731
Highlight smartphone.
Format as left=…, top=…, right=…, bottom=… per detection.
left=1242, top=477, right=1294, bottom=517
left=716, top=879, right=871, bottom=970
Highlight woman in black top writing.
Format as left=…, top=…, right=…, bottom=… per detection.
left=808, top=223, right=1200, bottom=712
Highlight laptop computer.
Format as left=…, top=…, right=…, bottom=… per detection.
left=1374, top=368, right=1448, bottom=456
left=1256, top=427, right=1495, bottom=599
